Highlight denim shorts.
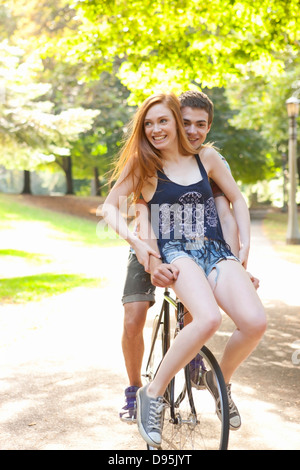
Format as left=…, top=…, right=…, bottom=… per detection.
left=162, top=239, right=239, bottom=280
left=122, top=251, right=156, bottom=305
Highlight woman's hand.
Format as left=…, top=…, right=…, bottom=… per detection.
left=238, top=244, right=250, bottom=269
left=131, top=236, right=161, bottom=273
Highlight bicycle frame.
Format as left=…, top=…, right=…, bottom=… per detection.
left=145, top=288, right=197, bottom=424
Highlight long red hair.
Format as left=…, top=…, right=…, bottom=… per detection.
left=110, top=92, right=195, bottom=202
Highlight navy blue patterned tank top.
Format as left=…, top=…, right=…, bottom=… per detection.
left=147, top=154, right=225, bottom=255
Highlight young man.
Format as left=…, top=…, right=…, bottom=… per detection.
left=119, top=90, right=257, bottom=426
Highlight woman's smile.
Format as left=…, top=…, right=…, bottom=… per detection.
left=144, top=103, right=178, bottom=151
left=152, top=134, right=167, bottom=142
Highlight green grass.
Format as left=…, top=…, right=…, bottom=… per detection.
left=0, top=273, right=103, bottom=303
left=0, top=193, right=112, bottom=303
left=262, top=211, right=300, bottom=264
left=0, top=193, right=126, bottom=247
left=0, top=249, right=51, bottom=263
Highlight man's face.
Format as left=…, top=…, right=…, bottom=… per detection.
left=181, top=106, right=211, bottom=150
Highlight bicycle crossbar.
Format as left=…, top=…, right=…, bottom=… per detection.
left=163, top=292, right=177, bottom=309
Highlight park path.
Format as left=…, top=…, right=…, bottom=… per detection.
left=0, top=217, right=300, bottom=450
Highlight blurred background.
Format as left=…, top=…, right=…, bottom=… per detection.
left=0, top=0, right=299, bottom=208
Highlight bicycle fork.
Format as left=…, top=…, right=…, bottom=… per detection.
left=168, top=301, right=198, bottom=427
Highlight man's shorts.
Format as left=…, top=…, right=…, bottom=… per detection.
left=122, top=251, right=156, bottom=305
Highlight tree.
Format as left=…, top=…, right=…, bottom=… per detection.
left=6, top=0, right=298, bottom=192
left=226, top=56, right=300, bottom=153
left=70, top=70, right=136, bottom=194
left=4, top=0, right=135, bottom=194
left=55, top=0, right=300, bottom=103
left=0, top=42, right=56, bottom=172
left=0, top=40, right=99, bottom=193
left=41, top=0, right=299, bottom=188
left=205, top=87, right=272, bottom=184
left=224, top=54, right=300, bottom=195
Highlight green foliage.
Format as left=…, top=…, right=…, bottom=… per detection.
left=0, top=0, right=135, bottom=186
left=226, top=56, right=300, bottom=160
left=0, top=2, right=99, bottom=174
left=0, top=40, right=99, bottom=171
left=207, top=88, right=275, bottom=183
left=2, top=0, right=299, bottom=190
left=43, top=0, right=299, bottom=187
left=66, top=70, right=135, bottom=180
left=68, top=0, right=300, bottom=103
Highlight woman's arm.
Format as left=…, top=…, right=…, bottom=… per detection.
left=102, top=167, right=161, bottom=269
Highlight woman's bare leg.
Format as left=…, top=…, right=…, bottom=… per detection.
left=208, top=260, right=267, bottom=384
left=147, top=257, right=222, bottom=398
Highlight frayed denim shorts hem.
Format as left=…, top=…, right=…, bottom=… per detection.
left=162, top=239, right=240, bottom=280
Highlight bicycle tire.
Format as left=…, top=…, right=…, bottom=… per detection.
left=161, top=345, right=229, bottom=450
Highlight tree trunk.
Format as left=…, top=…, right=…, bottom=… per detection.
left=63, top=156, right=74, bottom=195
left=92, top=167, right=102, bottom=196
left=21, top=170, right=32, bottom=194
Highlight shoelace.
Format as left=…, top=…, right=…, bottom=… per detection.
left=215, top=386, right=236, bottom=411
left=148, top=397, right=165, bottom=431
left=226, top=385, right=238, bottom=414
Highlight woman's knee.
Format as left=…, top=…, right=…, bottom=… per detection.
left=253, top=311, right=267, bottom=338
left=242, top=306, right=267, bottom=340
left=209, top=311, right=222, bottom=334
left=193, top=310, right=222, bottom=338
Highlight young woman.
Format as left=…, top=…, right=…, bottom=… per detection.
left=102, top=92, right=266, bottom=448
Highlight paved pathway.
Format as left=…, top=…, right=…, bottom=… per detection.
left=0, top=219, right=299, bottom=450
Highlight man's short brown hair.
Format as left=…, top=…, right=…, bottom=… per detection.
left=179, top=90, right=214, bottom=126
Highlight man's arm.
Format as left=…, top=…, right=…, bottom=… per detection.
left=211, top=154, right=259, bottom=288
left=203, top=147, right=252, bottom=267
left=210, top=155, right=240, bottom=256
left=214, top=197, right=239, bottom=256
left=216, top=196, right=259, bottom=288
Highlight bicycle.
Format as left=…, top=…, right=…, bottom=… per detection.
left=143, top=287, right=230, bottom=450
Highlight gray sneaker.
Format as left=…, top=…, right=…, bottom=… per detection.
left=136, top=384, right=164, bottom=448
left=204, top=370, right=241, bottom=431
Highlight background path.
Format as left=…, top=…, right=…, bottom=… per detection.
left=0, top=215, right=299, bottom=450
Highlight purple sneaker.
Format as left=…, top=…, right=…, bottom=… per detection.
left=119, top=386, right=140, bottom=423
left=189, top=354, right=207, bottom=390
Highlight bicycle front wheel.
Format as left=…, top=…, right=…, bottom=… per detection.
left=161, top=345, right=229, bottom=450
